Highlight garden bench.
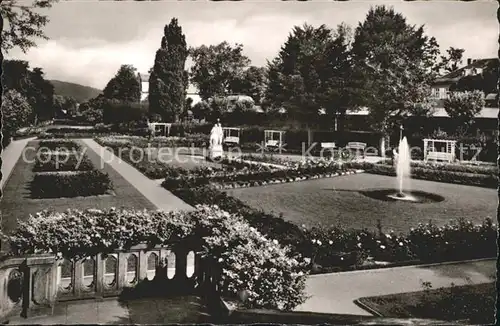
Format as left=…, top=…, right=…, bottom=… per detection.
left=346, top=142, right=366, bottom=158
left=265, top=140, right=280, bottom=148
left=426, top=151, right=453, bottom=162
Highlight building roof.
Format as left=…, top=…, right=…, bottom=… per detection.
left=433, top=58, right=499, bottom=85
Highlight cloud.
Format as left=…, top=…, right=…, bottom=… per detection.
left=7, top=1, right=497, bottom=90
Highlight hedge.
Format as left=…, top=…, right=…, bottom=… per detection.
left=38, top=139, right=82, bottom=151
left=30, top=170, right=113, bottom=198
left=355, top=163, right=497, bottom=189
left=33, top=153, right=94, bottom=172
left=378, top=159, right=497, bottom=175
left=4, top=206, right=309, bottom=311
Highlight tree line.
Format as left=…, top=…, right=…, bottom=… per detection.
left=1, top=2, right=494, bottom=146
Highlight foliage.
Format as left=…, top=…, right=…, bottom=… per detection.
left=1, top=89, right=33, bottom=144
left=168, top=183, right=497, bottom=272
left=444, top=90, right=485, bottom=133
left=33, top=153, right=94, bottom=172
left=450, top=59, right=499, bottom=96
left=30, top=170, right=112, bottom=198
left=435, top=47, right=465, bottom=74
left=53, top=94, right=78, bottom=117
left=266, top=23, right=352, bottom=127
left=103, top=64, right=141, bottom=103
left=351, top=5, right=439, bottom=133
left=1, top=0, right=58, bottom=53
left=378, top=159, right=497, bottom=175
left=38, top=139, right=82, bottom=151
left=4, top=205, right=309, bottom=311
left=78, top=101, right=103, bottom=123
left=102, top=100, right=148, bottom=125
left=149, top=18, right=189, bottom=122
left=2, top=60, right=55, bottom=122
left=348, top=162, right=497, bottom=188
left=230, top=66, right=268, bottom=105
left=190, top=41, right=251, bottom=100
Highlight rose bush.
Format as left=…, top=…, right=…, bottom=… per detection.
left=3, top=205, right=309, bottom=311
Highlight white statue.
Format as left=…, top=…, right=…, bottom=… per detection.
left=208, top=119, right=224, bottom=159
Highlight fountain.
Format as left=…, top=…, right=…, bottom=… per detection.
left=387, top=137, right=417, bottom=202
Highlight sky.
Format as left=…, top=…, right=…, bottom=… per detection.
left=6, top=0, right=498, bottom=90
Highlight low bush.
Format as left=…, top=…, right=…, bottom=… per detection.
left=38, top=139, right=82, bottom=151
left=30, top=170, right=112, bottom=198
left=167, top=184, right=497, bottom=271
left=4, top=205, right=309, bottom=311
left=38, top=132, right=122, bottom=139
left=33, top=153, right=94, bottom=172
left=347, top=162, right=497, bottom=189
left=378, top=159, right=497, bottom=175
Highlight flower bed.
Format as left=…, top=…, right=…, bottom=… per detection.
left=378, top=159, right=497, bottom=175
left=347, top=162, right=497, bottom=189
left=95, top=134, right=209, bottom=149
left=165, top=183, right=497, bottom=273
left=38, top=139, right=82, bottom=151
left=3, top=205, right=309, bottom=311
left=30, top=170, right=113, bottom=198
left=33, top=153, right=94, bottom=172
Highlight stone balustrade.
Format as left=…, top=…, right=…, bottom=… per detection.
left=1, top=241, right=218, bottom=322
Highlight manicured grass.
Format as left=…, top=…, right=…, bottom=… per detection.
left=356, top=282, right=495, bottom=324
left=0, top=140, right=156, bottom=246
left=227, top=173, right=496, bottom=233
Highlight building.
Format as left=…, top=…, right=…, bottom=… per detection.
left=137, top=72, right=149, bottom=102
left=431, top=57, right=498, bottom=107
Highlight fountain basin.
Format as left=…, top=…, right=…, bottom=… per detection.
left=360, top=189, right=445, bottom=204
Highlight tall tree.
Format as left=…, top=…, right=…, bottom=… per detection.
left=103, top=64, right=141, bottom=103
left=436, top=47, right=465, bottom=74
left=444, top=90, right=485, bottom=135
left=2, top=90, right=32, bottom=146
left=1, top=0, right=58, bottom=53
left=230, top=66, right=268, bottom=105
left=190, top=42, right=251, bottom=100
left=266, top=23, right=355, bottom=138
left=2, top=60, right=55, bottom=122
left=351, top=6, right=440, bottom=152
left=27, top=67, right=55, bottom=122
left=149, top=18, right=189, bottom=122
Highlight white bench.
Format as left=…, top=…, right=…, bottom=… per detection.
left=426, top=151, right=453, bottom=162
left=265, top=140, right=280, bottom=148
left=224, top=136, right=240, bottom=145
left=321, top=142, right=336, bottom=149
left=346, top=142, right=366, bottom=158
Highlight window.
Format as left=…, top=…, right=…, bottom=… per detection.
left=438, top=88, right=448, bottom=99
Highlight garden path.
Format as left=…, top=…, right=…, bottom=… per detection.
left=82, top=139, right=193, bottom=212
left=295, top=258, right=496, bottom=316
left=1, top=137, right=36, bottom=190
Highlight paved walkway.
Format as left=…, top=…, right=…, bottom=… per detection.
left=8, top=296, right=211, bottom=324
left=1, top=137, right=36, bottom=190
left=82, top=139, right=193, bottom=212
left=295, top=258, right=496, bottom=316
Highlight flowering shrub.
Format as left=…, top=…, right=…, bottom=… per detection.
left=378, top=159, right=497, bottom=175
left=33, top=153, right=94, bottom=172
left=3, top=205, right=309, bottom=311
left=190, top=206, right=309, bottom=310
left=407, top=218, right=497, bottom=262
left=347, top=162, right=497, bottom=189
left=38, top=139, right=82, bottom=151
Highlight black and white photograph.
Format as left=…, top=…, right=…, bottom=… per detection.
left=0, top=0, right=498, bottom=324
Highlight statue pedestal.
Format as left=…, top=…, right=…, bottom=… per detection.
left=208, top=144, right=224, bottom=160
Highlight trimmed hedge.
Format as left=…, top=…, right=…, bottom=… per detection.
left=38, top=140, right=82, bottom=151
left=33, top=153, right=94, bottom=172
left=30, top=170, right=112, bottom=198
left=379, top=159, right=497, bottom=175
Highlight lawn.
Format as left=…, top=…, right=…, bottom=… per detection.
left=0, top=140, right=155, bottom=247
left=226, top=173, right=496, bottom=233
left=356, top=282, right=496, bottom=324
